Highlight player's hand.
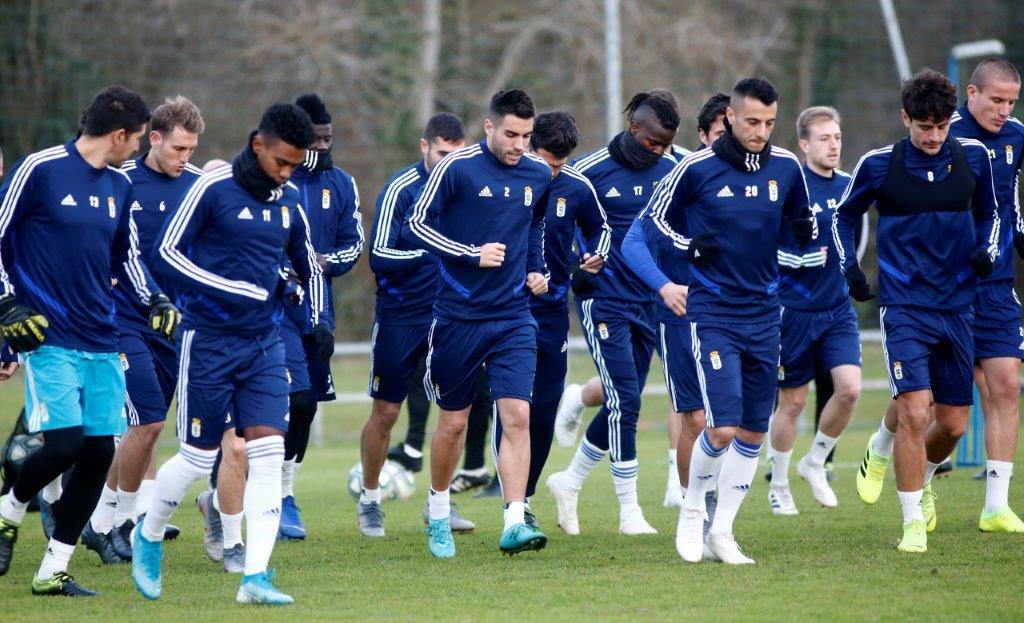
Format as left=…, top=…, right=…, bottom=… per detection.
left=0, top=361, right=19, bottom=381
left=789, top=217, right=815, bottom=246
left=844, top=265, right=875, bottom=301
left=479, top=242, right=506, bottom=268
left=659, top=282, right=688, bottom=317
left=0, top=294, right=49, bottom=353
left=970, top=247, right=994, bottom=278
left=687, top=232, right=719, bottom=268
left=315, top=252, right=329, bottom=273
left=526, top=272, right=548, bottom=295
left=148, top=293, right=181, bottom=342
left=1014, top=233, right=1024, bottom=261
left=279, top=267, right=305, bottom=306
left=579, top=252, right=604, bottom=274
left=570, top=267, right=597, bottom=298
left=313, top=322, right=334, bottom=362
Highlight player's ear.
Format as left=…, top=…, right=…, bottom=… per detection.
left=252, top=133, right=265, bottom=155
left=419, top=138, right=429, bottom=157
left=899, top=109, right=911, bottom=129
left=483, top=118, right=494, bottom=136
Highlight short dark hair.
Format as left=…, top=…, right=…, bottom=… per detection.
left=901, top=69, right=957, bottom=122
left=258, top=103, right=317, bottom=149
left=623, top=90, right=680, bottom=130
left=732, top=77, right=778, bottom=107
left=294, top=93, right=332, bottom=125
left=424, top=112, right=466, bottom=143
left=81, top=86, right=151, bottom=137
left=969, top=58, right=1021, bottom=91
left=489, top=89, right=535, bottom=120
left=698, top=92, right=731, bottom=135
left=530, top=111, right=580, bottom=159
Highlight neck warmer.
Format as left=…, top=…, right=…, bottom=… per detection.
left=607, top=130, right=663, bottom=170
left=712, top=120, right=772, bottom=172
left=232, top=130, right=285, bottom=202
left=302, top=148, right=333, bottom=173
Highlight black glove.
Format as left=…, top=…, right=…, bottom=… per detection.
left=844, top=265, right=875, bottom=302
left=570, top=267, right=597, bottom=299
left=313, top=322, right=334, bottom=362
left=278, top=267, right=304, bottom=306
left=0, top=293, right=49, bottom=353
left=970, top=248, right=994, bottom=278
left=789, top=217, right=814, bottom=246
left=687, top=232, right=720, bottom=268
left=148, top=293, right=181, bottom=342
left=1013, top=232, right=1024, bottom=261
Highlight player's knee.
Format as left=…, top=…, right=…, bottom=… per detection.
left=222, top=433, right=248, bottom=465
left=833, top=382, right=861, bottom=408
left=898, top=407, right=928, bottom=432
left=990, top=376, right=1022, bottom=407
left=937, top=415, right=967, bottom=439
left=134, top=421, right=164, bottom=447
left=704, top=426, right=735, bottom=448
left=371, top=401, right=401, bottom=429
left=42, top=427, right=86, bottom=464
left=778, top=389, right=807, bottom=415
left=501, top=405, right=530, bottom=435
left=684, top=410, right=706, bottom=435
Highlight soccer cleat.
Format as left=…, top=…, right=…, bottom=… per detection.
left=278, top=495, right=306, bottom=540
left=664, top=482, right=683, bottom=508
left=675, top=507, right=706, bottom=563
left=856, top=433, right=890, bottom=504
left=131, top=522, right=163, bottom=600
left=979, top=507, right=1024, bottom=533
left=897, top=519, right=928, bottom=553
left=921, top=484, right=937, bottom=533
left=196, top=490, right=224, bottom=562
left=824, top=462, right=837, bottom=483
left=0, top=517, right=18, bottom=576
left=38, top=495, right=56, bottom=540
left=111, top=519, right=135, bottom=560
left=768, top=484, right=799, bottom=516
left=499, top=523, right=547, bottom=555
left=358, top=501, right=386, bottom=537
left=450, top=470, right=490, bottom=494
left=473, top=476, right=502, bottom=498
left=706, top=532, right=755, bottom=564
left=934, top=459, right=953, bottom=478
left=223, top=543, right=246, bottom=573
left=524, top=507, right=539, bottom=530
left=81, top=522, right=126, bottom=564
left=420, top=501, right=476, bottom=533
left=426, top=517, right=455, bottom=558
left=554, top=383, right=584, bottom=448
left=387, top=443, right=423, bottom=473
left=619, top=508, right=658, bottom=535
left=546, top=471, right=580, bottom=535
left=797, top=455, right=838, bottom=508
left=704, top=490, right=718, bottom=542
left=236, top=571, right=294, bottom=605
left=31, top=571, right=97, bottom=597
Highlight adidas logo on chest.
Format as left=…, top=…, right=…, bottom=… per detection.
left=716, top=185, right=734, bottom=198
left=604, top=187, right=621, bottom=198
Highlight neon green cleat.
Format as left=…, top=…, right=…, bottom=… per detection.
left=921, top=484, right=937, bottom=533
left=856, top=433, right=890, bottom=504
left=979, top=507, right=1024, bottom=533
left=897, top=519, right=928, bottom=553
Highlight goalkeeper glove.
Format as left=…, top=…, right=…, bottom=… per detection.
left=970, top=247, right=994, bottom=278
left=0, top=293, right=49, bottom=353
left=148, top=293, right=181, bottom=342
left=844, top=265, right=875, bottom=302
left=788, top=217, right=815, bottom=246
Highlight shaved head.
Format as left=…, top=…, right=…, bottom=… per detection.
left=970, top=58, right=1021, bottom=92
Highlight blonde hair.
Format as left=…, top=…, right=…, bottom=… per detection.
left=796, top=106, right=840, bottom=140
left=151, top=95, right=205, bottom=135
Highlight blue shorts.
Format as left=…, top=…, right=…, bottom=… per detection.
left=779, top=304, right=861, bottom=388
left=120, top=324, right=178, bottom=427
left=879, top=306, right=974, bottom=406
left=281, top=319, right=311, bottom=393
left=659, top=322, right=703, bottom=413
left=690, top=318, right=780, bottom=433
left=21, top=345, right=126, bottom=437
left=369, top=320, right=431, bottom=404
left=532, top=309, right=570, bottom=406
left=176, top=328, right=290, bottom=447
left=973, top=281, right=1024, bottom=361
left=426, top=315, right=537, bottom=411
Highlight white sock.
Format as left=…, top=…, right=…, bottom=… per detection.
left=36, top=538, right=75, bottom=581
left=872, top=420, right=896, bottom=458
left=503, top=500, right=526, bottom=530
left=281, top=458, right=296, bottom=498
left=360, top=487, right=382, bottom=504
left=142, top=446, right=217, bottom=542
left=89, top=484, right=118, bottom=534
left=403, top=444, right=423, bottom=459
left=427, top=488, right=450, bottom=521
left=667, top=448, right=681, bottom=489
left=564, top=438, right=605, bottom=491
left=292, top=461, right=302, bottom=490
left=137, top=479, right=156, bottom=516
left=0, top=491, right=29, bottom=525
left=40, top=476, right=63, bottom=505
left=112, top=488, right=139, bottom=528
left=682, top=430, right=727, bottom=512
left=768, top=446, right=792, bottom=486
left=680, top=486, right=688, bottom=500
left=984, top=460, right=1013, bottom=513
left=808, top=431, right=838, bottom=466
left=611, top=459, right=639, bottom=513
left=243, top=436, right=285, bottom=576
left=212, top=489, right=221, bottom=512
left=709, top=438, right=761, bottom=535
left=222, top=511, right=243, bottom=549
left=924, top=460, right=941, bottom=484
left=898, top=489, right=924, bottom=523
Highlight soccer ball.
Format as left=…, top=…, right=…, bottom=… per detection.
left=347, top=460, right=415, bottom=502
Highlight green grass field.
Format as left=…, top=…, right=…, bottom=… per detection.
left=0, top=344, right=1021, bottom=622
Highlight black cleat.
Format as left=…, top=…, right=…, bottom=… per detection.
left=0, top=518, right=18, bottom=576
left=387, top=443, right=423, bottom=473
left=473, top=475, right=502, bottom=498
left=80, top=523, right=126, bottom=564
left=38, top=495, right=56, bottom=541
left=524, top=507, right=540, bottom=530
left=451, top=470, right=490, bottom=494
left=935, top=459, right=954, bottom=478
left=32, top=571, right=97, bottom=597
left=110, top=519, right=134, bottom=560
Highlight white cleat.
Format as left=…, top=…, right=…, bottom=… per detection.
left=546, top=471, right=580, bottom=535
left=702, top=542, right=719, bottom=561
left=663, top=482, right=684, bottom=508
left=619, top=508, right=658, bottom=535
left=706, top=532, right=754, bottom=565
left=768, top=484, right=799, bottom=516
left=675, top=507, right=706, bottom=563
left=554, top=383, right=584, bottom=448
left=797, top=455, right=838, bottom=508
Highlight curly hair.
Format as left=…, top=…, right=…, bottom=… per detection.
left=901, top=69, right=957, bottom=122
left=258, top=103, right=316, bottom=149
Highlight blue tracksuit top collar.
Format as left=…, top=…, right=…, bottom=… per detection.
left=954, top=105, right=1001, bottom=140
left=802, top=163, right=839, bottom=184
left=64, top=139, right=108, bottom=176
left=131, top=154, right=178, bottom=182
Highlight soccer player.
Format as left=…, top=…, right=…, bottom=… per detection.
left=0, top=86, right=155, bottom=595
left=492, top=111, right=610, bottom=528
left=547, top=90, right=679, bottom=536
left=765, top=106, right=861, bottom=515
left=407, top=89, right=551, bottom=558
left=278, top=93, right=363, bottom=540
left=132, top=103, right=330, bottom=604
left=660, top=77, right=813, bottom=564
left=834, top=69, right=999, bottom=552
left=359, top=112, right=475, bottom=537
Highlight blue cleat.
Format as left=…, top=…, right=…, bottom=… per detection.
left=426, top=517, right=455, bottom=558
left=131, top=522, right=163, bottom=600
left=499, top=523, right=547, bottom=556
left=37, top=495, right=55, bottom=541
left=277, top=496, right=306, bottom=540
left=236, top=570, right=294, bottom=605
